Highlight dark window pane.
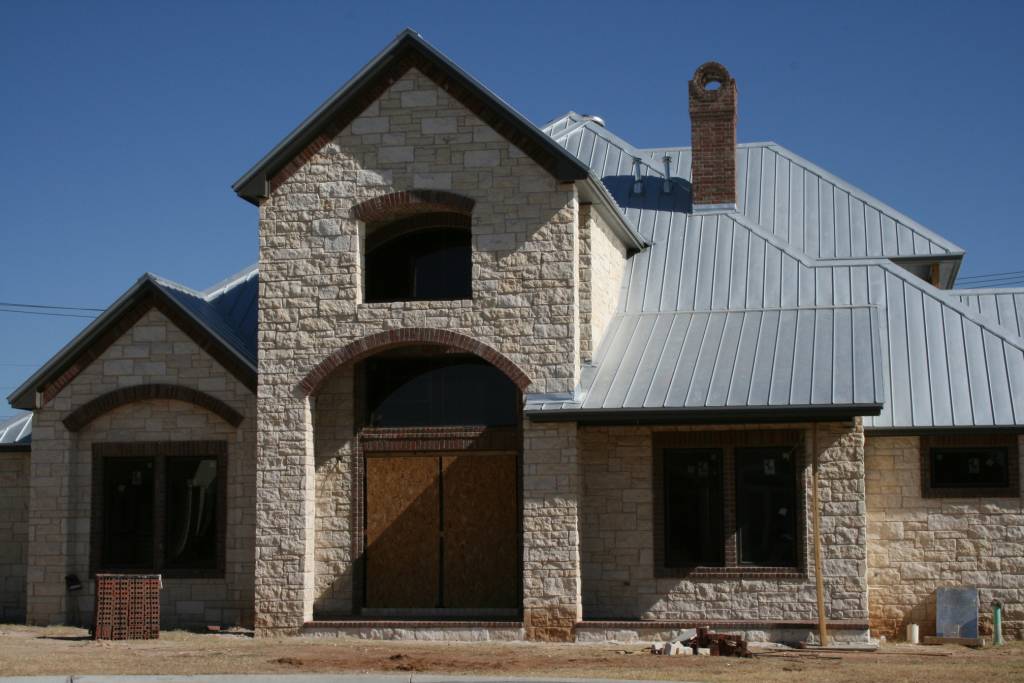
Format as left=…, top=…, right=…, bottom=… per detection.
left=364, top=355, right=518, bottom=427
left=365, top=226, right=471, bottom=302
left=101, top=457, right=155, bottom=569
left=930, top=448, right=1009, bottom=488
left=164, top=457, right=219, bottom=570
left=663, top=449, right=724, bottom=567
left=735, top=447, right=798, bottom=566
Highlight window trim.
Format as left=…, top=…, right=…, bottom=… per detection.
left=652, top=431, right=806, bottom=580
left=920, top=433, right=1020, bottom=499
left=90, top=441, right=227, bottom=579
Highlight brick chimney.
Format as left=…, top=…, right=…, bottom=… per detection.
left=688, top=62, right=738, bottom=210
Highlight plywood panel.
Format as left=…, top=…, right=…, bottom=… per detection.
left=365, top=455, right=439, bottom=608
left=442, top=453, right=518, bottom=608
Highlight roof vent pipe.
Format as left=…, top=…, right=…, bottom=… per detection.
left=662, top=155, right=673, bottom=194
left=632, top=157, right=644, bottom=194
left=581, top=114, right=606, bottom=127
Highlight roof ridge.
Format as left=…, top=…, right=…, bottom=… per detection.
left=201, top=263, right=259, bottom=300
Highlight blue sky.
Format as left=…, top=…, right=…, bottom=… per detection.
left=2, top=0, right=1023, bottom=416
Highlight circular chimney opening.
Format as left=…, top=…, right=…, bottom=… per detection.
left=692, top=62, right=732, bottom=97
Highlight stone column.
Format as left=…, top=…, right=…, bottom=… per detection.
left=24, top=405, right=74, bottom=625
left=522, top=419, right=582, bottom=641
left=254, top=390, right=316, bottom=635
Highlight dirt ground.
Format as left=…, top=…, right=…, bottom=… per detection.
left=0, top=625, right=1022, bottom=682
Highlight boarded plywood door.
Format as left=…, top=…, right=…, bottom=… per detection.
left=442, top=453, right=518, bottom=608
left=365, top=455, right=440, bottom=608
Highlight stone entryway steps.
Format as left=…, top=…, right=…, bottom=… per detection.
left=303, top=620, right=525, bottom=641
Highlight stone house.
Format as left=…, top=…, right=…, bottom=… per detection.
left=3, top=30, right=1023, bottom=642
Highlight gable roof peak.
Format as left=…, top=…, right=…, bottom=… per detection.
left=232, top=29, right=591, bottom=204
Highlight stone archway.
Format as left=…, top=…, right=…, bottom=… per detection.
left=299, top=327, right=531, bottom=396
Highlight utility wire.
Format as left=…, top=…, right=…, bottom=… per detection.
left=958, top=269, right=1024, bottom=281
left=0, top=301, right=104, bottom=312
left=0, top=307, right=97, bottom=319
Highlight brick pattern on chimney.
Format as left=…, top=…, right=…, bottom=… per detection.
left=689, top=62, right=738, bottom=207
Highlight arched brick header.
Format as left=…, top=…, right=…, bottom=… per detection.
left=351, top=190, right=475, bottom=224
left=299, top=328, right=531, bottom=396
left=62, top=383, right=244, bottom=432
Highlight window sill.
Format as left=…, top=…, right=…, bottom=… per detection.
left=92, top=568, right=225, bottom=580
left=656, top=566, right=806, bottom=580
left=922, top=488, right=1019, bottom=499
left=359, top=298, right=473, bottom=308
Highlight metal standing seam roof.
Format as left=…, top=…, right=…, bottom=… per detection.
left=0, top=412, right=31, bottom=448
left=153, top=264, right=259, bottom=365
left=528, top=306, right=885, bottom=416
left=545, top=116, right=966, bottom=263
left=952, top=289, right=1024, bottom=342
left=531, top=117, right=1024, bottom=429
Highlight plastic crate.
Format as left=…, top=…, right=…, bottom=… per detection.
left=94, top=574, right=161, bottom=640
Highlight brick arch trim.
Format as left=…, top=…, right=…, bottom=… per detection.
left=62, top=383, right=244, bottom=432
left=299, top=328, right=531, bottom=396
left=351, top=190, right=475, bottom=223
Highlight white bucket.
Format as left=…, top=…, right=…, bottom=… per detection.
left=906, top=623, right=920, bottom=644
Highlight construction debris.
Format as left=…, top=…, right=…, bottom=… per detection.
left=650, top=627, right=751, bottom=658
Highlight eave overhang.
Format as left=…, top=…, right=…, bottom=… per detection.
left=524, top=403, right=884, bottom=426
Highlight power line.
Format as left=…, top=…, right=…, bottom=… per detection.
left=0, top=301, right=104, bottom=312
left=0, top=308, right=97, bottom=319
left=958, top=269, right=1024, bottom=281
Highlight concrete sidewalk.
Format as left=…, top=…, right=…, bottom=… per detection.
left=1, top=676, right=705, bottom=683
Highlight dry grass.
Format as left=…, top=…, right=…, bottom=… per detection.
left=0, top=624, right=1022, bottom=682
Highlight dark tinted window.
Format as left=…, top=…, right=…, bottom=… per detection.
left=364, top=355, right=518, bottom=427
left=101, top=457, right=154, bottom=569
left=164, top=457, right=219, bottom=570
left=365, top=224, right=471, bottom=302
left=930, top=448, right=1009, bottom=489
left=663, top=449, right=724, bottom=566
left=735, top=447, right=798, bottom=566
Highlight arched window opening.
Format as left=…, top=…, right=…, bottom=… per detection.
left=359, top=347, right=518, bottom=427
left=364, top=213, right=472, bottom=303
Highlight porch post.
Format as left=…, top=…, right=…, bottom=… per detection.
left=254, top=390, right=316, bottom=635
left=521, top=418, right=582, bottom=641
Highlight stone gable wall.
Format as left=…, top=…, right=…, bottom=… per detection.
left=578, top=422, right=868, bottom=628
left=0, top=450, right=29, bottom=622
left=256, top=68, right=584, bottom=634
left=578, top=205, right=628, bottom=363
left=26, top=308, right=256, bottom=628
left=865, top=435, right=1024, bottom=639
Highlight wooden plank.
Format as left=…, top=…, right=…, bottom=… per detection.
left=441, top=453, right=518, bottom=609
left=365, top=455, right=440, bottom=608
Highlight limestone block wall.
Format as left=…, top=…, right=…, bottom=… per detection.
left=256, top=68, right=583, bottom=633
left=26, top=308, right=256, bottom=628
left=522, top=419, right=581, bottom=641
left=312, top=365, right=356, bottom=617
left=0, top=450, right=29, bottom=621
left=865, top=435, right=1024, bottom=639
left=578, top=204, right=628, bottom=363
left=578, top=422, right=868, bottom=627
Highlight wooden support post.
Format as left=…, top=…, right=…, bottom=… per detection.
left=810, top=423, right=829, bottom=646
